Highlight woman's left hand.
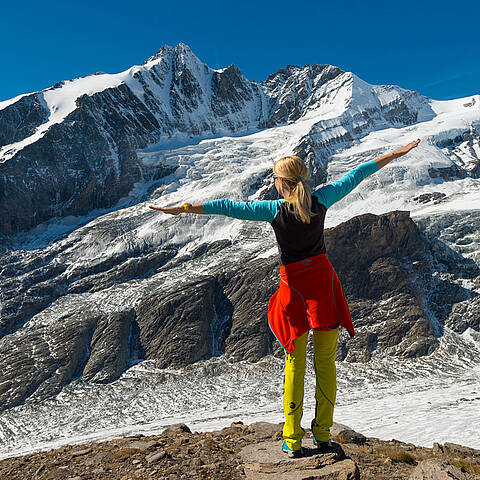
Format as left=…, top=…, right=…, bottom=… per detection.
left=149, top=205, right=184, bottom=215
left=396, top=139, right=421, bottom=155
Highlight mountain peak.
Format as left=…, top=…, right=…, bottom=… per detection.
left=141, top=44, right=174, bottom=66
left=142, top=42, right=205, bottom=71
left=175, top=42, right=193, bottom=53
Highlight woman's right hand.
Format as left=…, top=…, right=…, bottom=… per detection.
left=149, top=205, right=184, bottom=215
left=396, top=139, right=421, bottom=156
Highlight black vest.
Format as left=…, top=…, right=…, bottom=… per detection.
left=271, top=195, right=328, bottom=266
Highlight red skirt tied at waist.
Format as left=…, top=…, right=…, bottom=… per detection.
left=267, top=253, right=355, bottom=354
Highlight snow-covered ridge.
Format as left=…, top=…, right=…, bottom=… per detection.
left=0, top=91, right=34, bottom=110
left=0, top=40, right=449, bottom=237
left=0, top=42, right=463, bottom=165
left=0, top=44, right=207, bottom=161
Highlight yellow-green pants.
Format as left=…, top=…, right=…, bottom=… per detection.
left=282, top=328, right=339, bottom=450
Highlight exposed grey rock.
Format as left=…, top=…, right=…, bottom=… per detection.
left=326, top=211, right=439, bottom=360
left=413, top=191, right=447, bottom=204
left=82, top=309, right=135, bottom=383
left=0, top=243, right=176, bottom=339
left=135, top=277, right=217, bottom=369
left=330, top=423, right=366, bottom=445
left=128, top=439, right=160, bottom=452
left=211, top=64, right=255, bottom=116
left=413, top=211, right=480, bottom=277
left=409, top=459, right=470, bottom=479
left=0, top=44, right=258, bottom=235
left=0, top=258, right=68, bottom=337
left=71, top=447, right=93, bottom=457
left=213, top=256, right=280, bottom=362
left=428, top=164, right=467, bottom=181
left=436, top=125, right=480, bottom=178
left=240, top=438, right=360, bottom=479
left=0, top=93, right=49, bottom=147
left=248, top=421, right=283, bottom=437
left=433, top=441, right=480, bottom=459
left=67, top=250, right=175, bottom=295
left=162, top=423, right=192, bottom=434
left=259, top=64, right=345, bottom=127
left=0, top=307, right=141, bottom=413
left=444, top=296, right=480, bottom=334
left=0, top=311, right=99, bottom=411
left=146, top=450, right=167, bottom=463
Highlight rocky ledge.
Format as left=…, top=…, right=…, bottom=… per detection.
left=1, top=422, right=479, bottom=480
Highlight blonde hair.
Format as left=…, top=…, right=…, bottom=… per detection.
left=273, top=155, right=317, bottom=224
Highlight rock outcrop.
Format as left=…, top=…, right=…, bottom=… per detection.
left=240, top=439, right=360, bottom=479
left=409, top=459, right=471, bottom=480
left=1, top=421, right=479, bottom=480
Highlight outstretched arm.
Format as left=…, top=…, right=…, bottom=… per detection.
left=313, top=139, right=420, bottom=208
left=374, top=139, right=420, bottom=169
left=149, top=203, right=204, bottom=215
left=149, top=199, right=282, bottom=222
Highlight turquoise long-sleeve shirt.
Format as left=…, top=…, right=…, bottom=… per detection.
left=202, top=159, right=379, bottom=222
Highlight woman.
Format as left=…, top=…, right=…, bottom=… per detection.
left=149, top=138, right=421, bottom=457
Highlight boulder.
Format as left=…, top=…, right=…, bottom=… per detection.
left=433, top=441, right=480, bottom=459
left=247, top=421, right=283, bottom=437
left=240, top=438, right=359, bottom=479
left=330, top=423, right=366, bottom=445
left=162, top=423, right=192, bottom=435
left=409, top=459, right=469, bottom=479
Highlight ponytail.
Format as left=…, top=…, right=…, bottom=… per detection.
left=273, top=156, right=316, bottom=224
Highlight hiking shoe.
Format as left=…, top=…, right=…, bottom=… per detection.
left=313, top=437, right=333, bottom=453
left=282, top=440, right=304, bottom=458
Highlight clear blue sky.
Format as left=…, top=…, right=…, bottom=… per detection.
left=1, top=0, right=478, bottom=102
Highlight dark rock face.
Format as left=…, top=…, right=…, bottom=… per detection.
left=325, top=211, right=423, bottom=297
left=211, top=65, right=255, bottom=118
left=444, top=297, right=480, bottom=334
left=0, top=308, right=138, bottom=412
left=213, top=257, right=280, bottom=362
left=82, top=309, right=135, bottom=383
left=0, top=85, right=176, bottom=235
left=0, top=258, right=68, bottom=337
left=0, top=93, right=49, bottom=148
left=0, top=243, right=176, bottom=339
left=435, top=125, right=480, bottom=179
left=1, top=44, right=266, bottom=235
left=325, top=211, right=438, bottom=361
left=428, top=164, right=467, bottom=181
left=413, top=192, right=447, bottom=204
left=131, top=257, right=280, bottom=368
left=136, top=277, right=217, bottom=369
left=0, top=311, right=99, bottom=411
left=67, top=250, right=174, bottom=295
left=259, top=64, right=345, bottom=127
